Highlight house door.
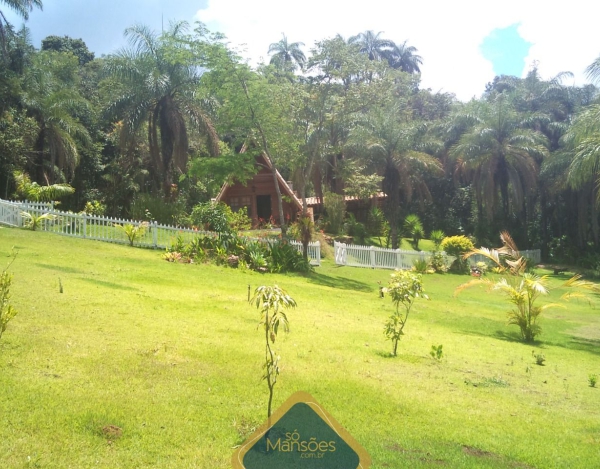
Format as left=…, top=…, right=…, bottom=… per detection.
left=256, top=195, right=272, bottom=222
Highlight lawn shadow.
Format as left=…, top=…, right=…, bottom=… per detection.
left=462, top=327, right=600, bottom=357
left=79, top=277, right=139, bottom=291
left=307, top=271, right=374, bottom=293
left=35, top=263, right=83, bottom=274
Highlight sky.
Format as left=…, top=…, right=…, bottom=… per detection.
left=4, top=0, right=599, bottom=101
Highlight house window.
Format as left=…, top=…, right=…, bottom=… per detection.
left=230, top=196, right=251, bottom=216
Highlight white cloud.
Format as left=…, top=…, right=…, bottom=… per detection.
left=196, top=0, right=598, bottom=101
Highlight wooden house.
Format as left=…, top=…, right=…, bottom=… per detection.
left=215, top=154, right=304, bottom=228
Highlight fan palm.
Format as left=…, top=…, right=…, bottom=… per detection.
left=104, top=22, right=220, bottom=195
left=268, top=34, right=306, bottom=71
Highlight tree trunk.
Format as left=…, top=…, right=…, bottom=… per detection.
left=269, top=160, right=287, bottom=237
left=383, top=160, right=401, bottom=249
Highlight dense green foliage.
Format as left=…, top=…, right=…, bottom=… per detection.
left=1, top=9, right=600, bottom=261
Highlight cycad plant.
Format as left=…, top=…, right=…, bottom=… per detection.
left=404, top=214, right=424, bottom=250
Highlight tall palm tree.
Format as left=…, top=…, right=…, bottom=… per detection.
left=348, top=30, right=396, bottom=62
left=105, top=22, right=220, bottom=195
left=268, top=34, right=306, bottom=71
left=449, top=95, right=548, bottom=223
left=387, top=40, right=422, bottom=74
left=560, top=103, right=600, bottom=244
left=349, top=104, right=442, bottom=249
left=22, top=50, right=91, bottom=183
left=0, top=0, right=42, bottom=53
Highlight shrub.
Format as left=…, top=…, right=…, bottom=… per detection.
left=366, top=207, right=388, bottom=239
left=131, top=193, right=185, bottom=225
left=323, top=192, right=346, bottom=235
left=227, top=207, right=252, bottom=232
left=412, top=258, right=429, bottom=273
left=189, top=202, right=231, bottom=234
left=189, top=202, right=251, bottom=234
left=429, top=251, right=448, bottom=273
left=267, top=241, right=311, bottom=274
left=440, top=235, right=474, bottom=273
left=82, top=200, right=106, bottom=216
left=344, top=214, right=367, bottom=244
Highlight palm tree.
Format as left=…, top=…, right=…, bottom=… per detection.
left=348, top=30, right=396, bottom=62
left=387, top=40, right=422, bottom=74
left=105, top=22, right=220, bottom=195
left=585, top=53, right=600, bottom=84
left=349, top=105, right=442, bottom=249
left=449, top=95, right=548, bottom=224
left=22, top=50, right=91, bottom=183
left=0, top=0, right=42, bottom=53
left=268, top=34, right=306, bottom=71
left=560, top=103, right=600, bottom=245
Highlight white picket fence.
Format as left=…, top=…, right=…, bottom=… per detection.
left=0, top=199, right=321, bottom=265
left=334, top=241, right=540, bottom=270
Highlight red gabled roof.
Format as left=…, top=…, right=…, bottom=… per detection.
left=215, top=153, right=302, bottom=210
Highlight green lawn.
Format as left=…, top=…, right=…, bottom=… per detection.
left=0, top=226, right=599, bottom=468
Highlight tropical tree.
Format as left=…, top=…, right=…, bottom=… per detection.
left=449, top=94, right=548, bottom=228
left=585, top=53, right=600, bottom=84
left=560, top=103, right=600, bottom=245
left=0, top=0, right=42, bottom=53
left=267, top=34, right=306, bottom=72
left=387, top=40, right=422, bottom=74
left=350, top=102, right=442, bottom=249
left=104, top=22, right=220, bottom=196
left=22, top=50, right=92, bottom=183
left=348, top=30, right=396, bottom=62
left=41, top=35, right=95, bottom=65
